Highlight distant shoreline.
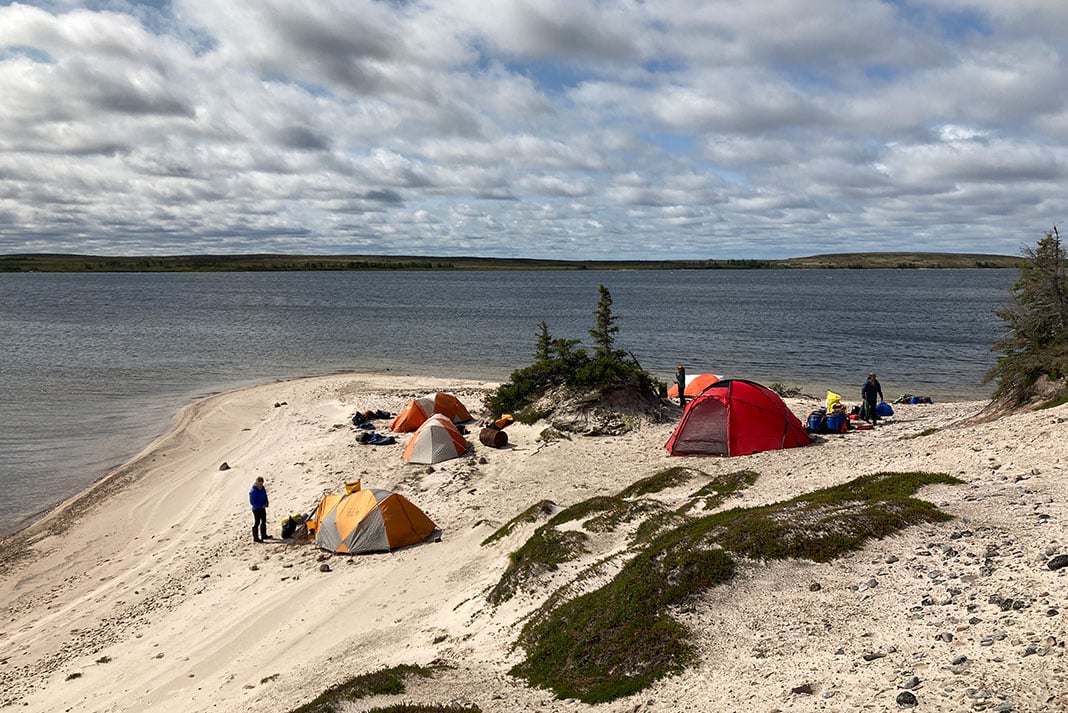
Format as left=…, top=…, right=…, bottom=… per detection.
left=0, top=251, right=1024, bottom=272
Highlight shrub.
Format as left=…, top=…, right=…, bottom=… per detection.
left=485, top=286, right=661, bottom=417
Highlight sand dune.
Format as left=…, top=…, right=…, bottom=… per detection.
left=0, top=372, right=1065, bottom=712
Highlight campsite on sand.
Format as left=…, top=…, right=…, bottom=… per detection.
left=0, top=371, right=1065, bottom=713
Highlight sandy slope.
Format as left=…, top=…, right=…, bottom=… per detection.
left=0, top=372, right=1065, bottom=712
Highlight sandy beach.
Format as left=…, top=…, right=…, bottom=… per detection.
left=0, top=372, right=1065, bottom=712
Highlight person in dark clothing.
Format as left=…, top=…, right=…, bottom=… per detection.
left=676, top=365, right=687, bottom=407
left=861, top=373, right=884, bottom=426
left=249, top=477, right=270, bottom=542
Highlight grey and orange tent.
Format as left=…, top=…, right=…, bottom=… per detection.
left=310, top=488, right=437, bottom=554
left=390, top=392, right=473, bottom=432
left=403, top=413, right=470, bottom=464
left=666, top=379, right=812, bottom=456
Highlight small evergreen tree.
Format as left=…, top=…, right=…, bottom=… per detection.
left=535, top=321, right=552, bottom=363
left=989, top=226, right=1068, bottom=405
left=589, top=284, right=620, bottom=359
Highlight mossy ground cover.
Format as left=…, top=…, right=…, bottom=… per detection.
left=509, top=471, right=962, bottom=703
left=287, top=664, right=445, bottom=713
left=481, top=499, right=556, bottom=547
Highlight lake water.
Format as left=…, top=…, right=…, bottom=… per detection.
left=0, top=268, right=1015, bottom=536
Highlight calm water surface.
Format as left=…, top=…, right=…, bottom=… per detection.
left=0, top=269, right=1015, bottom=535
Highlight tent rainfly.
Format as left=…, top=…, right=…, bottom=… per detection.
left=403, top=413, right=471, bottom=464
left=390, top=392, right=473, bottom=432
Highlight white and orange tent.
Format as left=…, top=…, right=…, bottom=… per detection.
left=403, top=413, right=470, bottom=464
left=667, top=372, right=723, bottom=399
left=310, top=488, right=437, bottom=554
left=390, top=392, right=473, bottom=432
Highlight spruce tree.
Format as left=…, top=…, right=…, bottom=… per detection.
left=990, top=227, right=1068, bottom=404
left=534, top=321, right=552, bottom=364
left=589, top=284, right=619, bottom=359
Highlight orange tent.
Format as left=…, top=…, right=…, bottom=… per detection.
left=311, top=488, right=437, bottom=554
left=390, top=392, right=473, bottom=432
left=667, top=373, right=722, bottom=399
left=403, top=414, right=470, bottom=464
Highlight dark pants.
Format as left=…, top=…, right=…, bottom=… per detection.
left=863, top=400, right=879, bottom=425
left=252, top=508, right=268, bottom=541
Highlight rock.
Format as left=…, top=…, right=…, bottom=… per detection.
left=901, top=676, right=920, bottom=690
left=219, top=462, right=230, bottom=471
left=862, top=651, right=886, bottom=661
left=1047, top=554, right=1068, bottom=571
left=896, top=690, right=918, bottom=707
left=249, top=564, right=259, bottom=571
left=809, top=582, right=822, bottom=591
left=319, top=563, right=332, bottom=572
left=951, top=655, right=968, bottom=666
left=791, top=683, right=814, bottom=695
left=886, top=555, right=900, bottom=563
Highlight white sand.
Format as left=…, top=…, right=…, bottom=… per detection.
left=1, top=372, right=1065, bottom=712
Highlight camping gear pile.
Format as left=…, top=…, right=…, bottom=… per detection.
left=805, top=390, right=895, bottom=434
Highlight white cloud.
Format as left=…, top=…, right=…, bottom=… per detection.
left=0, top=0, right=1065, bottom=258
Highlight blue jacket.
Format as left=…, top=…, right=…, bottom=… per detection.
left=249, top=484, right=269, bottom=511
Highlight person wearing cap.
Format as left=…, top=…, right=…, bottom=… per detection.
left=861, top=373, right=884, bottom=426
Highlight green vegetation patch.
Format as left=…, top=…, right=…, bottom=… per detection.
left=547, top=495, right=623, bottom=527
left=364, top=706, right=480, bottom=713
left=511, top=525, right=735, bottom=703
left=487, top=528, right=590, bottom=606
left=683, top=469, right=760, bottom=512
left=707, top=471, right=962, bottom=562
left=510, top=471, right=960, bottom=703
left=481, top=500, right=556, bottom=547
left=617, top=466, right=701, bottom=499
left=536, top=427, right=570, bottom=442
left=584, top=499, right=667, bottom=533
left=287, top=664, right=442, bottom=713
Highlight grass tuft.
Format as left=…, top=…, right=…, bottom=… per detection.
left=487, top=528, right=589, bottom=606
left=617, top=466, right=701, bottom=499
left=363, top=705, right=480, bottom=713
left=481, top=500, right=556, bottom=546
left=286, top=664, right=442, bottom=713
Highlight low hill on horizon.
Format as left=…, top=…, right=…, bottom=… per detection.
left=0, top=251, right=1024, bottom=272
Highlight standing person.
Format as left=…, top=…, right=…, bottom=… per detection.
left=676, top=365, right=687, bottom=407
left=861, top=373, right=884, bottom=426
left=249, top=477, right=270, bottom=542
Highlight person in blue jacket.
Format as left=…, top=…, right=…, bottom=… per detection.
left=249, top=477, right=270, bottom=542
left=861, top=373, right=884, bottom=426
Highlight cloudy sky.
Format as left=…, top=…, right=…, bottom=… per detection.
left=0, top=0, right=1065, bottom=259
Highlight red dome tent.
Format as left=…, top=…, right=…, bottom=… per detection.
left=666, top=379, right=812, bottom=456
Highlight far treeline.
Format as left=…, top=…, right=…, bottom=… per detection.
left=0, top=251, right=1024, bottom=272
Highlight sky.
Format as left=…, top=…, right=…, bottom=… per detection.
left=0, top=1, right=1065, bottom=260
